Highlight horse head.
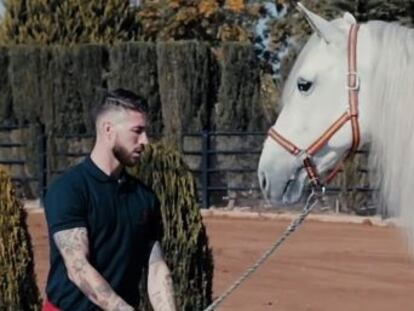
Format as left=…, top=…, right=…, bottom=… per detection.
left=258, top=3, right=372, bottom=205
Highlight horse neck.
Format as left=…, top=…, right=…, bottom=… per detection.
left=364, top=21, right=414, bottom=239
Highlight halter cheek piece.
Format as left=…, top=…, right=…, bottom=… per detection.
left=267, top=24, right=361, bottom=193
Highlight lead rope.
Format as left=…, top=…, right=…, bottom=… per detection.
left=203, top=190, right=323, bottom=311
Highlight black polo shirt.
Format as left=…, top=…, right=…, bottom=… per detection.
left=44, top=156, right=162, bottom=310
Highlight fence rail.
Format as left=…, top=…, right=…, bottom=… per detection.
left=182, top=131, right=267, bottom=208
left=0, top=124, right=47, bottom=198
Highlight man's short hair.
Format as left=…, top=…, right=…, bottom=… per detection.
left=92, top=88, right=148, bottom=124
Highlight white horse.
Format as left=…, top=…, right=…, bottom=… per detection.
left=258, top=3, right=414, bottom=251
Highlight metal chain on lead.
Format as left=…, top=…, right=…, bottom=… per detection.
left=203, top=191, right=322, bottom=311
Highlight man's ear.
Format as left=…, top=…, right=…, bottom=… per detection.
left=103, top=121, right=112, bottom=134
left=99, top=119, right=116, bottom=144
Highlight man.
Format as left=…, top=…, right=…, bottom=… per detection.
left=43, top=89, right=176, bottom=311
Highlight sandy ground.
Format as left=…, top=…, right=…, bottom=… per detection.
left=27, top=210, right=414, bottom=311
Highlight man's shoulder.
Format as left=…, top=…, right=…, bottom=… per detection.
left=46, top=162, right=87, bottom=196
left=43, top=162, right=89, bottom=231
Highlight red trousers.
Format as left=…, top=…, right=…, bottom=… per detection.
left=42, top=299, right=61, bottom=311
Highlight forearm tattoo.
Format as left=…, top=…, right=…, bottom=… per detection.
left=149, top=274, right=176, bottom=311
left=54, top=228, right=134, bottom=311
left=148, top=242, right=177, bottom=311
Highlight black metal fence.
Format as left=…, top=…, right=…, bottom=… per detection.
left=0, top=124, right=47, bottom=198
left=182, top=131, right=264, bottom=209
left=181, top=130, right=376, bottom=211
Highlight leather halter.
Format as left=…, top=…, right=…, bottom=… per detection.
left=267, top=24, right=361, bottom=192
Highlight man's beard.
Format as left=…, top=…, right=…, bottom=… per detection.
left=113, top=143, right=139, bottom=167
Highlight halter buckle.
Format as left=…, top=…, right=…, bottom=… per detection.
left=346, top=72, right=360, bottom=90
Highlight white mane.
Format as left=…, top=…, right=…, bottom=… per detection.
left=367, top=21, right=414, bottom=250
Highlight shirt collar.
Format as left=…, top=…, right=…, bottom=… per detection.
left=83, top=156, right=127, bottom=183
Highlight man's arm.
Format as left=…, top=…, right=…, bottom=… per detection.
left=147, top=242, right=177, bottom=311
left=54, top=228, right=134, bottom=311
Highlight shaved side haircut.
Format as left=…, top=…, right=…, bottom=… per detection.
left=92, top=89, right=148, bottom=127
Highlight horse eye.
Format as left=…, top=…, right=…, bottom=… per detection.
left=297, top=78, right=313, bottom=93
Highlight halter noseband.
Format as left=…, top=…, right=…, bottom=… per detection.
left=267, top=24, right=361, bottom=193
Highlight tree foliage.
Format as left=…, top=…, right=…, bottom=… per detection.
left=0, top=0, right=265, bottom=44
left=0, top=166, right=41, bottom=310
left=332, top=0, right=414, bottom=25
left=130, top=143, right=214, bottom=310
left=0, top=0, right=141, bottom=44
left=137, top=0, right=261, bottom=43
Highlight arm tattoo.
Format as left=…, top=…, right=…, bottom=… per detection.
left=79, top=278, right=99, bottom=303
left=54, top=227, right=89, bottom=257
left=72, top=257, right=88, bottom=274
left=148, top=242, right=177, bottom=311
left=149, top=241, right=164, bottom=265
left=158, top=274, right=176, bottom=311
left=53, top=228, right=134, bottom=311
left=96, top=284, right=112, bottom=299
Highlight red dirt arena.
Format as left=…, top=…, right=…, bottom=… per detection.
left=28, top=210, right=414, bottom=311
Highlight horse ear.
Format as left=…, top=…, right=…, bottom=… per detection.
left=343, top=12, right=357, bottom=25
left=296, top=2, right=342, bottom=45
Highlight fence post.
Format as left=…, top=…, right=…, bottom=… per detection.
left=201, top=130, right=210, bottom=209
left=37, top=124, right=47, bottom=199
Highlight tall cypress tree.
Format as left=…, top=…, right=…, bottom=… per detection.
left=0, top=166, right=41, bottom=311
left=130, top=143, right=214, bottom=311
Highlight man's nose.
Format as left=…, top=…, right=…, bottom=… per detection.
left=140, top=132, right=149, bottom=145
